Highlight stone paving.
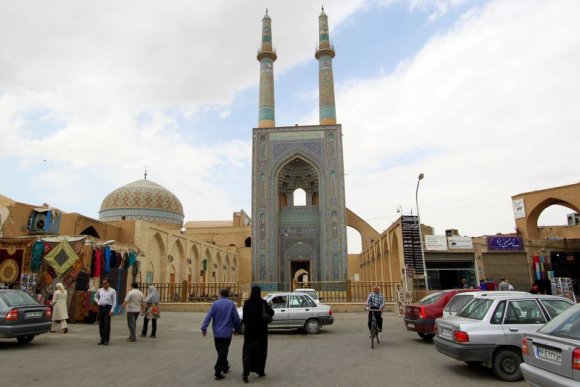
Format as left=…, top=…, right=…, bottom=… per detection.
left=1, top=311, right=526, bottom=387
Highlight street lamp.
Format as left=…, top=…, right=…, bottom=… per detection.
left=416, top=173, right=429, bottom=290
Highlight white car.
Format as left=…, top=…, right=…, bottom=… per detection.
left=238, top=292, right=333, bottom=334
left=293, top=288, right=321, bottom=305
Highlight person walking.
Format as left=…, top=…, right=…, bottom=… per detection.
left=242, top=285, right=274, bottom=383
left=201, top=288, right=241, bottom=380
left=50, top=283, right=69, bottom=334
left=499, top=278, right=512, bottom=291
left=94, top=278, right=117, bottom=345
left=141, top=285, right=161, bottom=338
left=122, top=282, right=144, bottom=342
left=366, top=286, right=385, bottom=334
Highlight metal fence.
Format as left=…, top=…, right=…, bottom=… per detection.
left=138, top=281, right=241, bottom=305
left=136, top=281, right=397, bottom=305
left=296, top=281, right=397, bottom=303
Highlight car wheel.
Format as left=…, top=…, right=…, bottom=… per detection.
left=304, top=318, right=321, bottom=334
left=418, top=332, right=435, bottom=341
left=16, top=335, right=35, bottom=344
left=492, top=349, right=523, bottom=381
left=464, top=361, right=483, bottom=367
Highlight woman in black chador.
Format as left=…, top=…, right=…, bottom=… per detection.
left=242, top=285, right=274, bottom=383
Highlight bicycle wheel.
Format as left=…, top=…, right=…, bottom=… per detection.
left=375, top=324, right=380, bottom=344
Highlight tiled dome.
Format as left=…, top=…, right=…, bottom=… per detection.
left=99, top=179, right=184, bottom=225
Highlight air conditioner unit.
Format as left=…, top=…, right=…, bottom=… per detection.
left=568, top=213, right=580, bottom=226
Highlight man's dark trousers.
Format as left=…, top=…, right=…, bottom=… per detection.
left=214, top=337, right=232, bottom=375
left=98, top=305, right=112, bottom=343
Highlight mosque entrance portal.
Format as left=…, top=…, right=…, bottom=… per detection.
left=291, top=261, right=310, bottom=290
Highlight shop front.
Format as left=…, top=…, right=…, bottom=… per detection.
left=0, top=236, right=138, bottom=323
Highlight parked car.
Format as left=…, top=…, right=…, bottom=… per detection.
left=293, top=288, right=321, bottom=305
left=442, top=291, right=529, bottom=318
left=238, top=292, right=333, bottom=334
left=404, top=289, right=479, bottom=340
left=520, top=303, right=580, bottom=386
left=0, top=289, right=52, bottom=344
left=433, top=293, right=574, bottom=381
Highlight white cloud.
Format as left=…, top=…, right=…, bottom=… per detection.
left=340, top=0, right=580, bottom=248
left=0, top=0, right=365, bottom=220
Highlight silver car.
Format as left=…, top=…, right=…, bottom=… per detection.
left=433, top=293, right=574, bottom=381
left=442, top=291, right=529, bottom=318
left=238, top=292, right=334, bottom=334
left=521, top=303, right=580, bottom=386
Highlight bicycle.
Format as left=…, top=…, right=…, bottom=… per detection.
left=367, top=308, right=381, bottom=348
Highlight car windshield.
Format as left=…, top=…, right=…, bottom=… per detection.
left=0, top=291, right=38, bottom=307
left=538, top=304, right=580, bottom=340
left=417, top=292, right=445, bottom=305
left=457, top=298, right=493, bottom=320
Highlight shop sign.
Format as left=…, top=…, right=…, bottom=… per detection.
left=425, top=235, right=447, bottom=251
left=448, top=236, right=473, bottom=250
left=487, top=236, right=523, bottom=251
left=512, top=198, right=526, bottom=219
left=401, top=215, right=424, bottom=275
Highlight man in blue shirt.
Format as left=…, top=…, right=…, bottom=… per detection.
left=201, top=288, right=241, bottom=380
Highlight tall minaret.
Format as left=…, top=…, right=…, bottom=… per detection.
left=315, top=7, right=337, bottom=125
left=257, top=9, right=277, bottom=128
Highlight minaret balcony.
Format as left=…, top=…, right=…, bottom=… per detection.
left=257, top=47, right=277, bottom=61
left=315, top=43, right=335, bottom=59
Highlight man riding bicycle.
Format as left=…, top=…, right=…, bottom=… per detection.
left=366, top=286, right=384, bottom=333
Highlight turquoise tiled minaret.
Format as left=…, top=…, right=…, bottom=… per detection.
left=315, top=7, right=337, bottom=125
left=257, top=9, right=277, bottom=128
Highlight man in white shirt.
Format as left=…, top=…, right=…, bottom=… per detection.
left=94, top=278, right=117, bottom=345
left=122, top=282, right=145, bottom=342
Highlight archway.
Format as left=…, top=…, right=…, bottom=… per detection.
left=292, top=267, right=310, bottom=290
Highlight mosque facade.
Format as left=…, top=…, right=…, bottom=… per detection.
left=251, top=10, right=348, bottom=289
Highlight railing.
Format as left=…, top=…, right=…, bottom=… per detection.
left=137, top=280, right=397, bottom=305
left=296, top=281, right=397, bottom=303
left=138, top=281, right=241, bottom=305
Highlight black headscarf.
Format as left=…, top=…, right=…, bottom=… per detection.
left=243, top=285, right=268, bottom=333
left=249, top=286, right=262, bottom=302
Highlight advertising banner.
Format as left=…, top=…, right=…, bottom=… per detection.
left=401, top=215, right=424, bottom=274
left=448, top=236, right=473, bottom=249
left=425, top=235, right=447, bottom=251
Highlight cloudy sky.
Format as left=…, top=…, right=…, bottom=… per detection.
left=1, top=0, right=578, bottom=252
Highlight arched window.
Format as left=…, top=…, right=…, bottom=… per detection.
left=293, top=188, right=306, bottom=206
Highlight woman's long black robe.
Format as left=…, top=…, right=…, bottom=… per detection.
left=242, top=298, right=274, bottom=375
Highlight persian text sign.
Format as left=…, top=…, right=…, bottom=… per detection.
left=425, top=235, right=447, bottom=251
left=401, top=215, right=424, bottom=275
left=448, top=236, right=473, bottom=250
left=487, top=236, right=523, bottom=251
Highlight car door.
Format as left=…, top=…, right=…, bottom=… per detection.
left=288, top=295, right=313, bottom=327
left=268, top=295, right=289, bottom=327
left=502, top=299, right=547, bottom=347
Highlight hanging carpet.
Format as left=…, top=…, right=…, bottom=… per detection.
left=44, top=240, right=80, bottom=277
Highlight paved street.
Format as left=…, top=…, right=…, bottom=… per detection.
left=1, top=311, right=526, bottom=387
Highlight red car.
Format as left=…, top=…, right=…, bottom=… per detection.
left=404, top=289, right=478, bottom=341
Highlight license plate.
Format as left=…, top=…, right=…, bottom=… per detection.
left=25, top=311, right=42, bottom=319
left=440, top=328, right=452, bottom=339
left=407, top=323, right=415, bottom=328
left=535, top=346, right=562, bottom=363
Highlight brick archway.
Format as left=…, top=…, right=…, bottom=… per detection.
left=512, top=183, right=580, bottom=240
